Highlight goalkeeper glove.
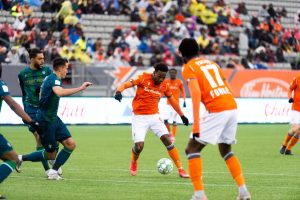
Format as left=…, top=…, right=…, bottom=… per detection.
left=180, top=115, right=189, bottom=126
left=114, top=91, right=122, bottom=102
left=28, top=121, right=43, bottom=135
left=288, top=98, right=294, bottom=103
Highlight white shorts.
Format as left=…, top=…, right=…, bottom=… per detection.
left=132, top=114, right=169, bottom=143
left=290, top=110, right=300, bottom=125
left=192, top=109, right=238, bottom=145
left=162, top=105, right=178, bottom=123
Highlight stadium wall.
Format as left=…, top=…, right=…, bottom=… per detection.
left=0, top=97, right=291, bottom=124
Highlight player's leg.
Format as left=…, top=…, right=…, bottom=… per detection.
left=33, top=132, right=51, bottom=171
left=130, top=115, right=148, bottom=176
left=285, top=124, right=300, bottom=155
left=171, top=111, right=178, bottom=138
left=151, top=114, right=188, bottom=178
left=185, top=138, right=207, bottom=200
left=218, top=110, right=250, bottom=200
left=0, top=134, right=18, bottom=184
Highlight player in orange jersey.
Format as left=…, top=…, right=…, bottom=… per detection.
left=280, top=75, right=300, bottom=155
left=163, top=68, right=186, bottom=142
left=114, top=63, right=189, bottom=178
left=178, top=38, right=251, bottom=200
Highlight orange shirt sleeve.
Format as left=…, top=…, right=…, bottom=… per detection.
left=188, top=79, right=201, bottom=133
left=289, top=77, right=297, bottom=98
left=168, top=95, right=184, bottom=116
left=117, top=76, right=141, bottom=92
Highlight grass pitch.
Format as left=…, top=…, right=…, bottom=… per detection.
left=0, top=124, right=299, bottom=200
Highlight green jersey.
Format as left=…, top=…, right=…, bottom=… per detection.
left=0, top=80, right=10, bottom=112
left=39, top=73, right=61, bottom=122
left=18, top=66, right=52, bottom=107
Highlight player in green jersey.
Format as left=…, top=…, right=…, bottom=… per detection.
left=18, top=48, right=52, bottom=174
left=0, top=63, right=41, bottom=199
left=17, top=58, right=92, bottom=180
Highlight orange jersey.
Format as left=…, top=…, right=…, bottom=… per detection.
left=290, top=76, right=300, bottom=111
left=182, top=57, right=237, bottom=113
left=165, top=78, right=186, bottom=105
left=131, top=73, right=172, bottom=115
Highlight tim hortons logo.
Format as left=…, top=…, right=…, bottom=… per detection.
left=240, top=78, right=289, bottom=98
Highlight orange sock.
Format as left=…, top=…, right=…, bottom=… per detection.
left=188, top=157, right=204, bottom=191
left=225, top=155, right=245, bottom=187
left=286, top=136, right=299, bottom=150
left=131, top=149, right=139, bottom=162
left=168, top=147, right=182, bottom=169
left=172, top=125, right=177, bottom=137
left=283, top=133, right=294, bottom=146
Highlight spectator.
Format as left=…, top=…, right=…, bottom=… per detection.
left=22, top=1, right=33, bottom=17
left=0, top=27, right=10, bottom=48
left=275, top=47, right=286, bottom=63
left=5, top=46, right=20, bottom=64
left=0, top=45, right=7, bottom=62
left=295, top=10, right=300, bottom=26
left=125, top=31, right=141, bottom=53
left=163, top=51, right=175, bottom=66
left=258, top=5, right=269, bottom=18
left=38, top=16, right=49, bottom=32
left=56, top=0, right=73, bottom=19
left=13, top=14, right=26, bottom=31
left=267, top=4, right=277, bottom=19
left=41, top=0, right=52, bottom=12
left=235, top=2, right=248, bottom=15
left=36, top=31, right=49, bottom=50
left=10, top=2, right=22, bottom=17
left=24, top=15, right=35, bottom=31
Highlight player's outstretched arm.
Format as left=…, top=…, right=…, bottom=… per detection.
left=114, top=80, right=135, bottom=102
left=167, top=94, right=189, bottom=125
left=3, top=95, right=32, bottom=123
left=188, top=79, right=201, bottom=134
left=53, top=82, right=93, bottom=97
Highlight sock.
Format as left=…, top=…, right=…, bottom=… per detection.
left=188, top=155, right=204, bottom=191
left=131, top=147, right=139, bottom=162
left=22, top=150, right=47, bottom=162
left=37, top=146, right=50, bottom=171
left=286, top=135, right=299, bottom=150
left=53, top=147, right=73, bottom=170
left=239, top=185, right=249, bottom=195
left=225, top=154, right=245, bottom=187
left=165, top=123, right=170, bottom=133
left=283, top=132, right=294, bottom=146
left=167, top=145, right=182, bottom=169
left=0, top=160, right=16, bottom=183
left=172, top=125, right=177, bottom=137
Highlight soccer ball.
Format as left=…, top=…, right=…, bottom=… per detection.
left=157, top=158, right=173, bottom=175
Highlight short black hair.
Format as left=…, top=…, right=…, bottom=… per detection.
left=178, top=38, right=199, bottom=59
left=154, top=63, right=168, bottom=72
left=29, top=48, right=43, bottom=59
left=169, top=68, right=177, bottom=73
left=53, top=57, right=68, bottom=70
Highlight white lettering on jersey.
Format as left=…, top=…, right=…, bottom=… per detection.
left=210, top=86, right=231, bottom=98
left=2, top=85, right=9, bottom=92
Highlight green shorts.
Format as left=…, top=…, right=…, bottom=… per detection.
left=24, top=104, right=39, bottom=134
left=0, top=134, right=13, bottom=157
left=39, top=117, right=71, bottom=153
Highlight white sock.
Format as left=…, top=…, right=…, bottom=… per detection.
left=239, top=185, right=248, bottom=194
left=194, top=190, right=206, bottom=197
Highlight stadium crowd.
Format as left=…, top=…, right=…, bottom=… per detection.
left=0, top=0, right=299, bottom=69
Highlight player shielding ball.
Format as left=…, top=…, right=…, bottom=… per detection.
left=179, top=38, right=251, bottom=200
left=114, top=63, right=189, bottom=178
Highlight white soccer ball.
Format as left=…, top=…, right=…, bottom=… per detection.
left=157, top=158, right=173, bottom=175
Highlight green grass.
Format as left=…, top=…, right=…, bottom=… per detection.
left=0, top=124, right=300, bottom=200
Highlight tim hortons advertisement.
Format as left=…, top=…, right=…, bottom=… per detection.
left=107, top=67, right=300, bottom=98
left=0, top=97, right=292, bottom=124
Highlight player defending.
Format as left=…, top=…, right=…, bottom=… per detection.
left=18, top=48, right=52, bottom=174
left=163, top=68, right=186, bottom=142
left=280, top=75, right=300, bottom=155
left=17, top=58, right=92, bottom=180
left=114, top=63, right=189, bottom=178
left=179, top=38, right=251, bottom=200
left=0, top=63, right=41, bottom=199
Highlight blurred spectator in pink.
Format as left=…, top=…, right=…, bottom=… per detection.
left=163, top=51, right=175, bottom=66
left=0, top=21, right=14, bottom=39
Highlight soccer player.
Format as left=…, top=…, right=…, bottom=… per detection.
left=163, top=68, right=186, bottom=142
left=17, top=58, right=92, bottom=180
left=18, top=48, right=52, bottom=174
left=178, top=38, right=251, bottom=200
left=114, top=63, right=189, bottom=178
left=0, top=63, right=41, bottom=199
left=279, top=75, right=300, bottom=155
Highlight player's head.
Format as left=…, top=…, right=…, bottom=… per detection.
left=29, top=48, right=44, bottom=69
left=178, top=38, right=199, bottom=63
left=169, top=68, right=177, bottom=80
left=53, top=58, right=69, bottom=79
left=153, top=63, right=169, bottom=85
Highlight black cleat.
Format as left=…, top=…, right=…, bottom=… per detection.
left=0, top=194, right=6, bottom=199
left=279, top=146, right=286, bottom=154
left=285, top=149, right=294, bottom=155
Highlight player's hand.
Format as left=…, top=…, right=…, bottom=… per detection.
left=114, top=91, right=122, bottom=102
left=80, top=82, right=93, bottom=90
left=28, top=121, right=43, bottom=135
left=289, top=98, right=294, bottom=103
left=183, top=101, right=186, bottom=108
left=180, top=115, right=189, bottom=126
left=192, top=133, right=199, bottom=140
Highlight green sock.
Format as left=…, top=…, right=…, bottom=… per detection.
left=0, top=160, right=16, bottom=183
left=22, top=150, right=47, bottom=162
left=53, top=147, right=73, bottom=170
left=36, top=147, right=50, bottom=171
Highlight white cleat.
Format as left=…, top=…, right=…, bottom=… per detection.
left=47, top=169, right=63, bottom=180
left=57, top=167, right=63, bottom=176
left=48, top=160, right=62, bottom=175
left=16, top=155, right=23, bottom=173
left=191, top=194, right=208, bottom=200
left=236, top=191, right=251, bottom=200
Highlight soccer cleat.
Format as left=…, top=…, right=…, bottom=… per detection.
left=49, top=160, right=62, bottom=175
left=57, top=167, right=63, bottom=175
left=47, top=169, right=63, bottom=180
left=130, top=160, right=138, bottom=176
left=0, top=194, right=6, bottom=199
left=284, top=149, right=293, bottom=155
left=16, top=155, right=23, bottom=173
left=279, top=146, right=286, bottom=154
left=236, top=191, right=251, bottom=200
left=178, top=168, right=189, bottom=178
left=190, top=194, right=208, bottom=200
